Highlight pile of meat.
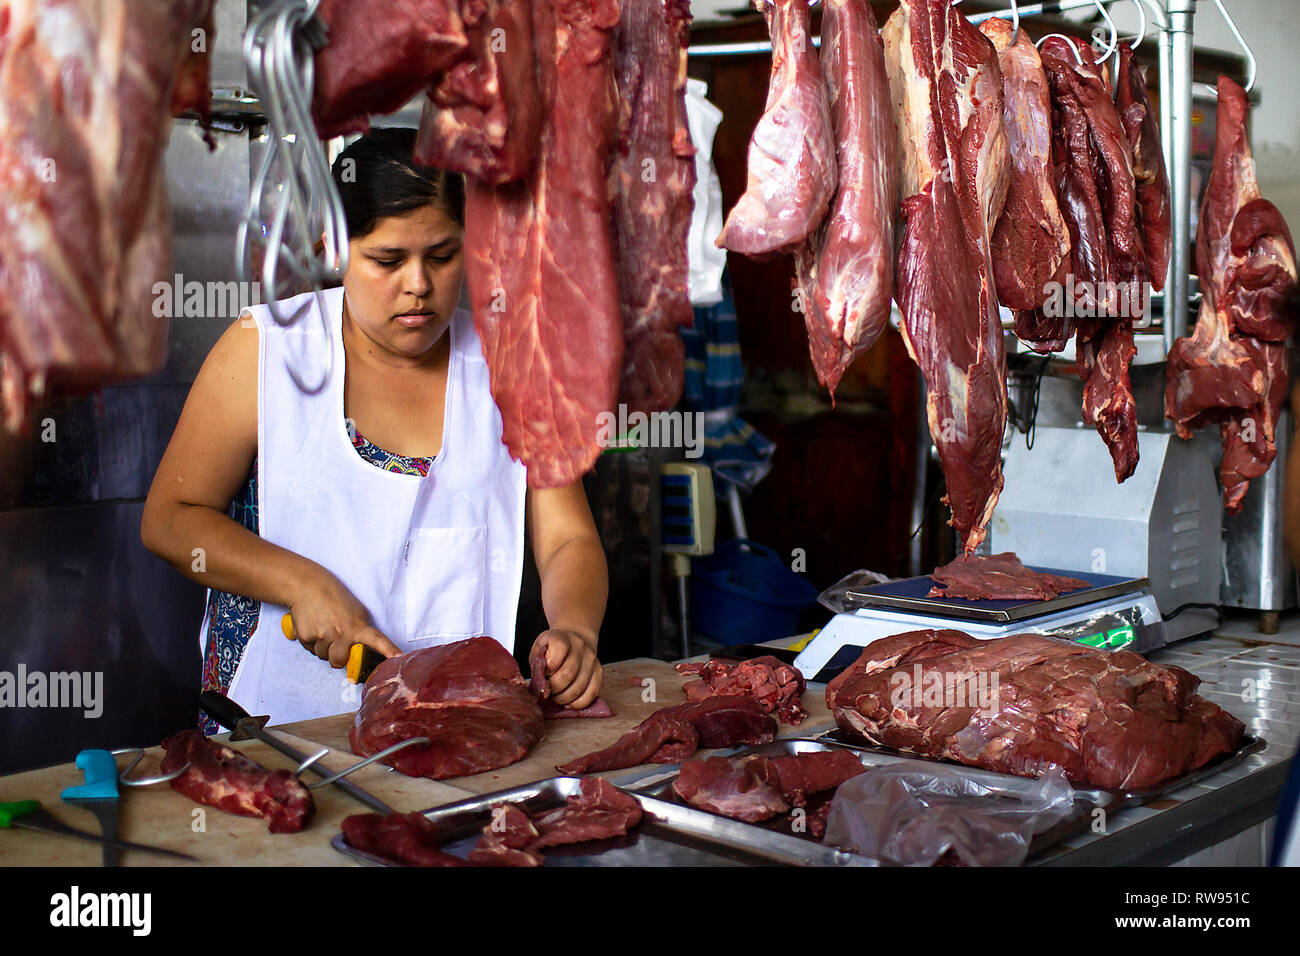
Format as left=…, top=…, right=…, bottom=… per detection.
left=1165, top=77, right=1297, bottom=513
left=927, top=552, right=1089, bottom=602
left=161, top=729, right=314, bottom=834
left=0, top=0, right=214, bottom=432
left=675, top=656, right=807, bottom=724
left=310, top=0, right=696, bottom=487
left=672, top=749, right=864, bottom=837
left=556, top=697, right=776, bottom=775
left=350, top=637, right=545, bottom=780
left=827, top=630, right=1245, bottom=790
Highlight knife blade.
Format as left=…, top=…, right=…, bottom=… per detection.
left=199, top=690, right=394, bottom=814
left=1, top=801, right=197, bottom=861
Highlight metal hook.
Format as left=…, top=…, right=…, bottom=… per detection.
left=299, top=737, right=432, bottom=790
left=1089, top=0, right=1119, bottom=65
left=1036, top=33, right=1085, bottom=66
left=112, top=748, right=191, bottom=787
left=1210, top=0, right=1257, bottom=93
left=1126, top=0, right=1146, bottom=51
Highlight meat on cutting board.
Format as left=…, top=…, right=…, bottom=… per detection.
left=1115, top=41, right=1172, bottom=291
left=556, top=696, right=777, bottom=775
left=161, top=730, right=314, bottom=834
left=470, top=779, right=643, bottom=866
left=350, top=637, right=545, bottom=780
left=672, top=750, right=865, bottom=823
left=0, top=0, right=213, bottom=433
left=342, top=811, right=470, bottom=866
left=827, top=630, right=1245, bottom=790
left=464, top=0, right=624, bottom=489
left=312, top=0, right=468, bottom=138
left=675, top=656, right=807, bottom=724
left=716, top=0, right=836, bottom=260
left=1166, top=77, right=1297, bottom=513
left=793, top=0, right=897, bottom=397
left=927, top=552, right=1089, bottom=601
left=882, top=0, right=1010, bottom=553
left=979, top=18, right=1070, bottom=314
left=413, top=0, right=541, bottom=185
left=612, top=0, right=697, bottom=414
left=528, top=633, right=613, bottom=719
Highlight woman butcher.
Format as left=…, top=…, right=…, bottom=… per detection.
left=142, top=128, right=606, bottom=729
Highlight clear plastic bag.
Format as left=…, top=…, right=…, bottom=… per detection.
left=823, top=761, right=1076, bottom=867
left=818, top=569, right=894, bottom=614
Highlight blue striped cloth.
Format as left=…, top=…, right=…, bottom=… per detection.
left=681, top=274, right=775, bottom=495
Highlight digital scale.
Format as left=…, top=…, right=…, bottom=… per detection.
left=793, top=568, right=1164, bottom=684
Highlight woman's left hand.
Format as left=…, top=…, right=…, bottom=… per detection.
left=532, top=628, right=602, bottom=710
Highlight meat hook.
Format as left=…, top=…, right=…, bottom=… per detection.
left=294, top=737, right=433, bottom=789
left=112, top=748, right=191, bottom=787
left=1210, top=0, right=1256, bottom=93
left=1089, top=0, right=1119, bottom=65
left=1035, top=33, right=1085, bottom=66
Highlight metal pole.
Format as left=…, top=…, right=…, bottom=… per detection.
left=1158, top=4, right=1175, bottom=306
left=1165, top=0, right=1196, bottom=351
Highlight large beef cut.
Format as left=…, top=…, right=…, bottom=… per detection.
left=612, top=0, right=696, bottom=414
left=413, top=0, right=541, bottom=185
left=470, top=779, right=642, bottom=866
left=827, top=630, right=1245, bottom=790
left=793, top=0, right=897, bottom=397
left=716, top=0, right=835, bottom=260
left=312, top=0, right=468, bottom=138
left=1166, top=77, right=1297, bottom=513
left=556, top=696, right=777, bottom=775
left=161, top=730, right=314, bottom=834
left=927, top=552, right=1089, bottom=601
left=0, top=0, right=212, bottom=433
left=675, top=656, right=807, bottom=724
left=882, top=0, right=1010, bottom=553
left=342, top=811, right=470, bottom=866
left=350, top=637, right=545, bottom=779
left=979, top=18, right=1070, bottom=314
left=464, top=0, right=623, bottom=488
left=1115, top=41, right=1172, bottom=291
left=528, top=633, right=613, bottom=719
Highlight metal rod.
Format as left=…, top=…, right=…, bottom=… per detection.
left=1166, top=0, right=1196, bottom=349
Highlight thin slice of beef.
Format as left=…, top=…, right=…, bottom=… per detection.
left=469, top=779, right=642, bottom=866
left=161, top=730, right=314, bottom=834
left=793, top=0, right=897, bottom=397
left=528, top=633, right=613, bottom=718
left=1115, top=41, right=1171, bottom=291
left=613, top=0, right=696, bottom=414
left=883, top=0, right=1010, bottom=553
left=716, top=0, right=836, bottom=259
left=672, top=755, right=790, bottom=822
left=350, top=637, right=545, bottom=779
left=556, top=697, right=776, bottom=775
left=469, top=803, right=544, bottom=866
left=343, top=811, right=471, bottom=866
left=676, top=656, right=807, bottom=724
left=927, top=552, right=1089, bottom=601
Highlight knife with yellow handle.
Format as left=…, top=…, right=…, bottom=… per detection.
left=280, top=613, right=386, bottom=683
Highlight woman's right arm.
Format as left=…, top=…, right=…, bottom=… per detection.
left=140, top=317, right=398, bottom=665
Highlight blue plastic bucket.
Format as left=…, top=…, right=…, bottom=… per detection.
left=690, top=538, right=819, bottom=645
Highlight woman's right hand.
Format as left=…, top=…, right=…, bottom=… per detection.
left=285, top=571, right=401, bottom=668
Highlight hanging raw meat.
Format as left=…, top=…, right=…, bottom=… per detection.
left=716, top=0, right=836, bottom=260
left=793, top=0, right=897, bottom=398
left=1115, top=41, right=1172, bottom=291
left=612, top=0, right=697, bottom=414
left=979, top=18, right=1070, bottom=314
left=0, top=0, right=213, bottom=433
left=1166, top=77, right=1297, bottom=513
left=882, top=0, right=1010, bottom=553
left=413, top=0, right=542, bottom=185
left=464, top=0, right=624, bottom=488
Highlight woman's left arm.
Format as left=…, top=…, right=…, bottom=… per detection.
left=527, top=480, right=608, bottom=709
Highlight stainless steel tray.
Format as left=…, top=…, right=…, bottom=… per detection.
left=330, top=776, right=880, bottom=867
left=628, top=738, right=1112, bottom=862
left=816, top=729, right=1268, bottom=808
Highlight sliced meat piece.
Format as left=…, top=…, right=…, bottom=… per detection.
left=349, top=637, right=545, bottom=779
left=750, top=750, right=866, bottom=807
left=980, top=18, right=1070, bottom=313
left=464, top=0, right=623, bottom=488
left=716, top=0, right=835, bottom=259
left=312, top=0, right=468, bottom=138
left=1078, top=318, right=1140, bottom=482
left=1115, top=41, right=1171, bottom=290
left=414, top=0, right=541, bottom=185
left=161, top=730, right=314, bottom=834
left=343, top=811, right=471, bottom=866
left=612, top=0, right=696, bottom=414
left=882, top=0, right=1010, bottom=553
left=676, top=656, right=807, bottom=724
left=927, top=552, right=1089, bottom=601
left=530, top=779, right=643, bottom=847
left=672, top=755, right=789, bottom=822
left=528, top=633, right=613, bottom=718
left=469, top=803, right=544, bottom=867
left=794, top=0, right=897, bottom=396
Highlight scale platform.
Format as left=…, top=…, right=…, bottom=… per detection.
left=795, top=568, right=1165, bottom=684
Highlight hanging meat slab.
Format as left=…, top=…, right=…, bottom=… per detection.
left=793, top=0, right=897, bottom=398
left=716, top=0, right=836, bottom=260
left=612, top=0, right=697, bottom=414
left=463, top=0, right=624, bottom=488
left=1166, top=77, right=1297, bottom=513
left=1115, top=41, right=1172, bottom=291
left=882, top=0, right=1010, bottom=553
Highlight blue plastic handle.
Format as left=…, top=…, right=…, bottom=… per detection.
left=60, top=750, right=119, bottom=801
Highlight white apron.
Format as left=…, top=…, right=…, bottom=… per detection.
left=199, top=287, right=527, bottom=724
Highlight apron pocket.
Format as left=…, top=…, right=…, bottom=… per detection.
left=400, top=524, right=488, bottom=644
